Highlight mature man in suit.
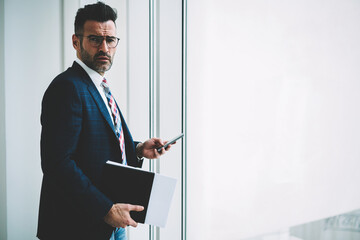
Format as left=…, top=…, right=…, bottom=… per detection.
left=37, top=2, right=172, bottom=240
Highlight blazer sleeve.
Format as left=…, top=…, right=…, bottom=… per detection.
left=40, top=77, right=113, bottom=223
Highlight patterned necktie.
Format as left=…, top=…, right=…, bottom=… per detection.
left=101, top=79, right=127, bottom=165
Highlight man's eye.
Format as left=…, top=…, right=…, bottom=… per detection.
left=89, top=37, right=102, bottom=43
left=107, top=38, right=116, bottom=43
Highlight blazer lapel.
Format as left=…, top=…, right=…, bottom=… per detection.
left=70, top=61, right=139, bottom=165
left=71, top=61, right=118, bottom=138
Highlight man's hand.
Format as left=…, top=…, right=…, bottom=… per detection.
left=136, top=138, right=175, bottom=159
left=104, top=204, right=144, bottom=228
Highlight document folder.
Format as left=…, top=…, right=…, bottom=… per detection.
left=101, top=160, right=177, bottom=228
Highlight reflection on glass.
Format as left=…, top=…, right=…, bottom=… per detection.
left=243, top=209, right=360, bottom=240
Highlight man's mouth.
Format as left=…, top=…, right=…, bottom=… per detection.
left=96, top=57, right=109, bottom=61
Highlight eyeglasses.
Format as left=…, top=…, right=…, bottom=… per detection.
left=77, top=35, right=120, bottom=48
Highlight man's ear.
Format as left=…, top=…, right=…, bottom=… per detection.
left=72, top=34, right=80, bottom=50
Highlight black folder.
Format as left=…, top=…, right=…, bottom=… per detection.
left=101, top=161, right=176, bottom=227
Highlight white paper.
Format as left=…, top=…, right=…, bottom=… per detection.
left=145, top=173, right=177, bottom=227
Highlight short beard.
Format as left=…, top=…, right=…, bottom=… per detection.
left=79, top=44, right=113, bottom=74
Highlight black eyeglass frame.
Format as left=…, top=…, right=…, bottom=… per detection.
left=76, top=34, right=120, bottom=48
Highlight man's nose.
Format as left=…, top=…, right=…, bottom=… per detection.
left=98, top=38, right=109, bottom=52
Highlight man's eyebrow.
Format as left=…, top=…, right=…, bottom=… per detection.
left=87, top=34, right=117, bottom=38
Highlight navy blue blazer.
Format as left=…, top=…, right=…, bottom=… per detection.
left=37, top=62, right=143, bottom=240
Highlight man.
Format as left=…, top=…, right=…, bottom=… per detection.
left=37, top=2, right=172, bottom=240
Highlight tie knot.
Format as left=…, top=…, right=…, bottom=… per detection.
left=101, top=78, right=109, bottom=90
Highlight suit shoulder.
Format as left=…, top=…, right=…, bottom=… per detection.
left=43, top=67, right=88, bottom=103
left=52, top=65, right=88, bottom=87
left=46, top=64, right=91, bottom=93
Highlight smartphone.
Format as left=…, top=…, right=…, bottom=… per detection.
left=157, top=133, right=184, bottom=152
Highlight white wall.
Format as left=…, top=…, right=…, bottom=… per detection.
left=188, top=0, right=360, bottom=239
left=4, top=0, right=62, bottom=239
left=0, top=0, right=7, bottom=239
left=157, top=0, right=183, bottom=239
left=126, top=0, right=150, bottom=238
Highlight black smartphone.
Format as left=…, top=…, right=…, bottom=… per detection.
left=157, top=133, right=184, bottom=152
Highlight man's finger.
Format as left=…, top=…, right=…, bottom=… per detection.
left=128, top=205, right=144, bottom=212
left=165, top=141, right=175, bottom=150
left=128, top=218, right=138, bottom=228
left=156, top=147, right=165, bottom=156
left=153, top=138, right=165, bottom=146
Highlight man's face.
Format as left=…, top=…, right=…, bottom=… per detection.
left=73, top=20, right=117, bottom=76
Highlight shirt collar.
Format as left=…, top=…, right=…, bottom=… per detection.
left=75, top=58, right=106, bottom=87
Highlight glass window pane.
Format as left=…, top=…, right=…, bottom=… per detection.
left=188, top=1, right=360, bottom=239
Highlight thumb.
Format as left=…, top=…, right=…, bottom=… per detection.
left=128, top=217, right=138, bottom=228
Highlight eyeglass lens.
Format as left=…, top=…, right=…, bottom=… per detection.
left=88, top=36, right=119, bottom=48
